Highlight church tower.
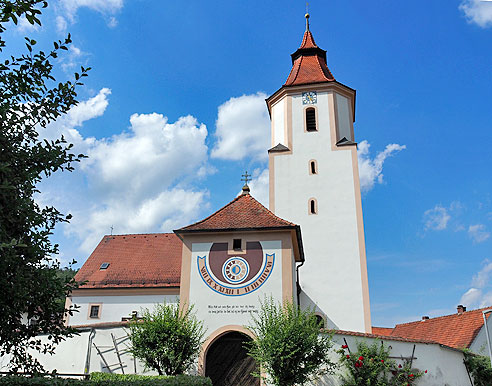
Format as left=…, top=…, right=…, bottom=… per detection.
left=266, top=14, right=371, bottom=332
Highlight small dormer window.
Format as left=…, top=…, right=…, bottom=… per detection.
left=100, top=262, right=109, bottom=270
left=305, top=107, right=317, bottom=132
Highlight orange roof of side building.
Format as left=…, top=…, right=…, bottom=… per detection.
left=387, top=307, right=491, bottom=349
left=371, top=327, right=394, bottom=336
left=75, top=233, right=182, bottom=289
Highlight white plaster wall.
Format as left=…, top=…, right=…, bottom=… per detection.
left=469, top=325, right=490, bottom=357
left=313, top=334, right=471, bottom=386
left=0, top=328, right=470, bottom=385
left=69, top=294, right=179, bottom=325
left=0, top=327, right=159, bottom=376
left=273, top=91, right=367, bottom=332
left=188, top=240, right=284, bottom=336
left=272, top=99, right=285, bottom=147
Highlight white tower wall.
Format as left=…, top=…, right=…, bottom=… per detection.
left=269, top=87, right=371, bottom=332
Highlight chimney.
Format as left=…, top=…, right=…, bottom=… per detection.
left=457, top=305, right=466, bottom=314
left=422, top=316, right=430, bottom=321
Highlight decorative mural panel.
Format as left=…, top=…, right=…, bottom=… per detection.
left=197, top=242, right=275, bottom=296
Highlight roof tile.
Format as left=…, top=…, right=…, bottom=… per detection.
left=176, top=193, right=297, bottom=232
left=389, top=307, right=491, bottom=349
left=284, top=30, right=335, bottom=86
left=75, top=233, right=182, bottom=289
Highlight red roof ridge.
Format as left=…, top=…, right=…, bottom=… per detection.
left=394, top=305, right=492, bottom=327
left=176, top=193, right=297, bottom=232
left=102, top=232, right=175, bottom=238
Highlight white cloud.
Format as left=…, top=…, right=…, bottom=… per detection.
left=460, top=260, right=492, bottom=308
left=60, top=45, right=88, bottom=73
left=55, top=15, right=67, bottom=33
left=423, top=205, right=451, bottom=231
left=16, top=15, right=40, bottom=32
left=39, top=89, right=211, bottom=255
left=460, top=288, right=483, bottom=306
left=72, top=188, right=207, bottom=254
left=55, top=0, right=123, bottom=32
left=108, top=16, right=118, bottom=28
left=460, top=0, right=492, bottom=28
left=38, top=87, right=110, bottom=148
left=211, top=93, right=270, bottom=161
left=246, top=168, right=269, bottom=207
left=468, top=224, right=491, bottom=243
left=357, top=140, right=406, bottom=193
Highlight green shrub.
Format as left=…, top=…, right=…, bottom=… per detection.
left=0, top=373, right=212, bottom=385
left=0, top=376, right=87, bottom=385
left=246, top=297, right=336, bottom=386
left=128, top=303, right=205, bottom=376
left=338, top=340, right=425, bottom=386
left=463, top=350, right=492, bottom=386
left=90, top=372, right=212, bottom=385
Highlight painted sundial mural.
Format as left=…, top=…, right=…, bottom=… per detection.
left=197, top=242, right=275, bottom=296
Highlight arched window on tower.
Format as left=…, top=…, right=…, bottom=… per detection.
left=309, top=198, right=317, bottom=215
left=305, top=107, right=317, bottom=132
left=309, top=160, right=317, bottom=175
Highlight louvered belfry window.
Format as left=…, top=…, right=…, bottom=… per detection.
left=306, top=107, right=317, bottom=132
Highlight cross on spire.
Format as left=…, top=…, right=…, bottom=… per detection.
left=241, top=171, right=251, bottom=185
left=305, top=2, right=310, bottom=31
left=241, top=171, right=251, bottom=195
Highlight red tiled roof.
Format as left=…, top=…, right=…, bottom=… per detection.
left=176, top=193, right=297, bottom=232
left=389, top=307, right=491, bottom=349
left=372, top=327, right=393, bottom=336
left=284, top=30, right=335, bottom=86
left=75, top=233, right=182, bottom=289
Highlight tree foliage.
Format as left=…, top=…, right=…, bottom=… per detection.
left=338, top=340, right=425, bottom=386
left=128, top=303, right=205, bottom=376
left=0, top=0, right=88, bottom=371
left=245, top=297, right=336, bottom=386
left=463, top=349, right=492, bottom=386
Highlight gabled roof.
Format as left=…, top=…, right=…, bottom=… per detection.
left=176, top=193, right=297, bottom=233
left=388, top=306, right=491, bottom=349
left=284, top=29, right=335, bottom=87
left=75, top=233, right=182, bottom=289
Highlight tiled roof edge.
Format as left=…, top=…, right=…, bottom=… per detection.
left=394, top=306, right=492, bottom=327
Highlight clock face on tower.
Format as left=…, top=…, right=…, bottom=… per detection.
left=302, top=91, right=317, bottom=105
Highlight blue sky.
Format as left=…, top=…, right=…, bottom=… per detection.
left=5, top=0, right=492, bottom=327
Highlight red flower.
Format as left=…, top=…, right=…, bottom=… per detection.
left=346, top=355, right=350, bottom=359
left=359, top=356, right=364, bottom=361
left=398, top=364, right=402, bottom=368
left=425, top=370, right=427, bottom=373
left=342, top=344, right=348, bottom=349
left=410, top=374, right=414, bottom=377
left=381, top=359, right=384, bottom=363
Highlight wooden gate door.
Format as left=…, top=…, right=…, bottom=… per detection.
left=205, top=331, right=259, bottom=386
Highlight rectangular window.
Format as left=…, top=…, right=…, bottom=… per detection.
left=89, top=305, right=100, bottom=319
left=233, top=239, right=242, bottom=250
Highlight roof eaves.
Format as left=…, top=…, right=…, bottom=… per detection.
left=175, top=226, right=298, bottom=234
